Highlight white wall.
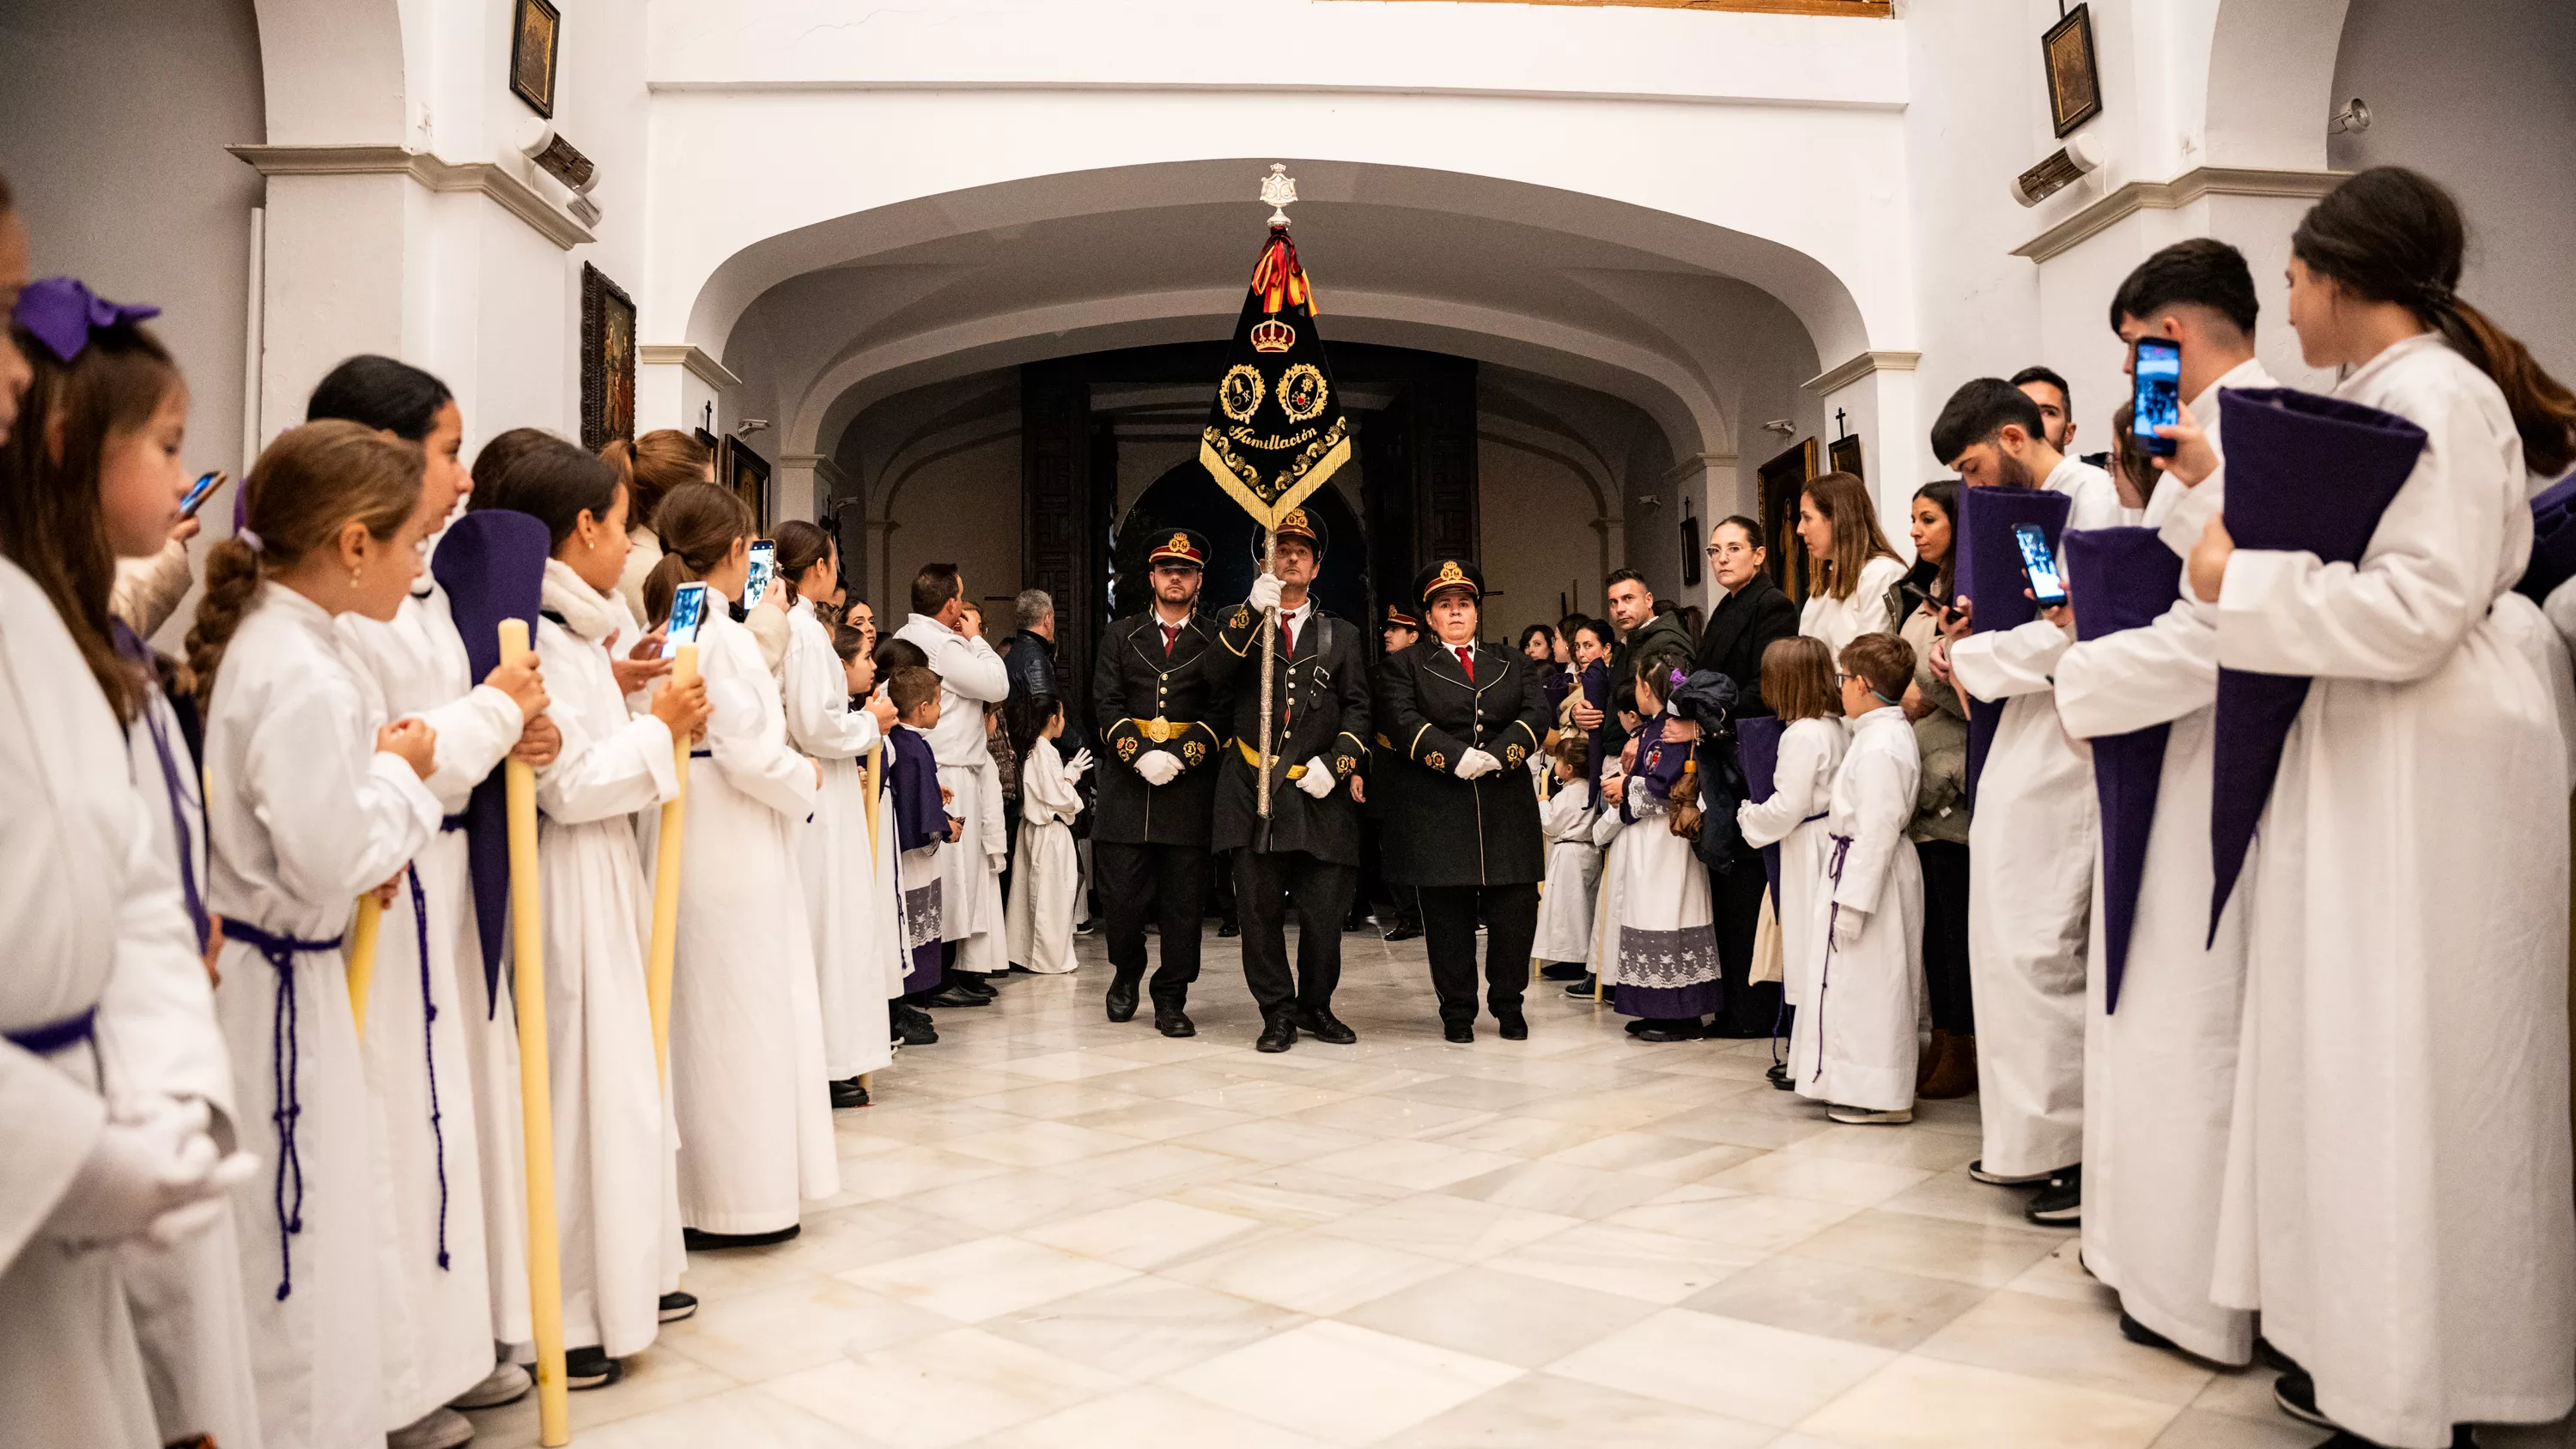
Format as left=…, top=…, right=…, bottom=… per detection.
left=2330, top=0, right=2576, bottom=382
left=882, top=433, right=1019, bottom=647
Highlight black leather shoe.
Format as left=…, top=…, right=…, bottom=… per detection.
left=893, top=1004, right=939, bottom=1046
left=683, top=1224, right=799, bottom=1252
left=1255, top=1016, right=1297, bottom=1052
left=563, top=1346, right=623, bottom=1391
left=1562, top=976, right=1599, bottom=998
left=1704, top=1019, right=1769, bottom=1040
left=1217, top=918, right=1240, bottom=938
left=657, top=1290, right=697, bottom=1323
left=1155, top=1006, right=1197, bottom=1038
left=947, top=971, right=997, bottom=999
left=2116, top=1313, right=2176, bottom=1352
left=1632, top=1022, right=1698, bottom=1043
left=1344, top=911, right=1373, bottom=933
left=1295, top=1007, right=1357, bottom=1045
left=1382, top=924, right=1422, bottom=942
left=923, top=985, right=988, bottom=1008
left=1539, top=962, right=1589, bottom=981
left=1767, top=1061, right=1794, bottom=1090
left=1497, top=1008, right=1528, bottom=1040
left=1443, top=1022, right=1474, bottom=1044
left=1104, top=973, right=1142, bottom=1022
left=829, top=1078, right=870, bottom=1109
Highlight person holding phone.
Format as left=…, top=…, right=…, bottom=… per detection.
left=108, top=470, right=220, bottom=642
left=2108, top=238, right=2275, bottom=548
left=1925, top=376, right=2123, bottom=1228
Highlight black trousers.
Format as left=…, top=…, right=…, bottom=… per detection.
left=1710, top=858, right=1778, bottom=1033
left=1418, top=882, right=1538, bottom=1027
left=1235, top=849, right=1354, bottom=1018
left=1095, top=840, right=1209, bottom=1005
left=1917, top=839, right=1975, bottom=1034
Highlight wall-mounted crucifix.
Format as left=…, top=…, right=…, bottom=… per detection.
left=1832, top=407, right=1849, bottom=440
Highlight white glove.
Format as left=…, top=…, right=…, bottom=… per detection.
left=1453, top=748, right=1502, bottom=780
left=1246, top=572, right=1284, bottom=614
left=44, top=1097, right=252, bottom=1248
left=1295, top=756, right=1335, bottom=798
left=1063, top=748, right=1093, bottom=779
left=1832, top=906, right=1868, bottom=952
left=1133, top=749, right=1182, bottom=786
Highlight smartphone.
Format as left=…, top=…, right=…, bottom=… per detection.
left=2131, top=336, right=2184, bottom=458
left=178, top=470, right=227, bottom=519
left=742, top=539, right=776, bottom=610
left=2014, top=523, right=2069, bottom=609
left=663, top=582, right=708, bottom=658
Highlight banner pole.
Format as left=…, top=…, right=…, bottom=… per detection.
left=645, top=644, right=698, bottom=1084
left=345, top=893, right=384, bottom=1033
left=498, top=619, right=569, bottom=1446
left=1256, top=526, right=1279, bottom=820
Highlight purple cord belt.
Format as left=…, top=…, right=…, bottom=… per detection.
left=4, top=1005, right=97, bottom=1055
left=222, top=919, right=343, bottom=1300
left=1812, top=833, right=1853, bottom=1086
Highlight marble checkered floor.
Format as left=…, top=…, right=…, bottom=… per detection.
left=465, top=930, right=2573, bottom=1449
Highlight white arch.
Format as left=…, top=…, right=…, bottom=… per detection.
left=2203, top=0, right=2355, bottom=169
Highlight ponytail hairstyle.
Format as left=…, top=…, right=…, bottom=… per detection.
left=471, top=434, right=621, bottom=550
left=1801, top=470, right=1901, bottom=601
left=2293, top=167, right=2576, bottom=478
left=598, top=428, right=711, bottom=537
left=0, top=311, right=182, bottom=722
left=307, top=355, right=453, bottom=442
left=1633, top=647, right=1689, bottom=715
left=470, top=426, right=562, bottom=498
left=641, top=480, right=751, bottom=625
left=185, top=421, right=423, bottom=710
left=773, top=518, right=835, bottom=606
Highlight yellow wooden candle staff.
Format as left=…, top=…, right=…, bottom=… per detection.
left=498, top=618, right=571, bottom=1446
left=645, top=642, right=697, bottom=1084
left=345, top=892, right=384, bottom=1033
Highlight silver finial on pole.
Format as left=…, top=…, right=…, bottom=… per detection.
left=1261, top=163, right=1298, bottom=228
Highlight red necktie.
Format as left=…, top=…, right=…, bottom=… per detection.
left=1160, top=623, right=1176, bottom=656
left=1456, top=646, right=1475, bottom=682
left=1281, top=611, right=1298, bottom=657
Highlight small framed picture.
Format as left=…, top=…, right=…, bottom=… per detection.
left=510, top=0, right=562, bottom=119
left=1829, top=432, right=1864, bottom=482
left=2043, top=4, right=2102, bottom=138
left=720, top=438, right=773, bottom=534
left=580, top=264, right=635, bottom=452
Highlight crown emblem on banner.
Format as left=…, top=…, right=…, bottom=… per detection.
left=1249, top=318, right=1296, bottom=354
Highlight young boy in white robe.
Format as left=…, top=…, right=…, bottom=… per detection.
left=476, top=438, right=713, bottom=1387
left=187, top=421, right=453, bottom=1449
left=1790, top=634, right=1923, bottom=1124
left=1530, top=735, right=1599, bottom=971
left=1736, top=636, right=1847, bottom=1088
left=649, top=482, right=837, bottom=1249
left=1006, top=700, right=1091, bottom=974
left=775, top=523, right=897, bottom=1109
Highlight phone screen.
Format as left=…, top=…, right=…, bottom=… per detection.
left=178, top=470, right=224, bottom=518
left=2132, top=337, right=2183, bottom=457
left=742, top=540, right=776, bottom=610
left=663, top=582, right=708, bottom=658
left=2014, top=524, right=2069, bottom=609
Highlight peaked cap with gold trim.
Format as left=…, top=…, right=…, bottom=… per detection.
left=1413, top=557, right=1485, bottom=608
left=1146, top=528, right=1211, bottom=569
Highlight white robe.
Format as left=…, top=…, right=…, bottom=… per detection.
left=2050, top=381, right=2262, bottom=1367
left=338, top=579, right=523, bottom=1416
left=891, top=615, right=1010, bottom=970
left=1736, top=717, right=1847, bottom=1010
left=669, top=596, right=838, bottom=1234
left=529, top=563, right=683, bottom=1358
left=2210, top=332, right=2574, bottom=1446
left=1789, top=706, right=1922, bottom=1111
left=115, top=671, right=264, bottom=1449
left=866, top=739, right=910, bottom=999
left=1799, top=554, right=1910, bottom=658
left=0, top=556, right=211, bottom=1449
left=781, top=607, right=892, bottom=1078
left=1005, top=736, right=1083, bottom=975
left=1947, top=452, right=2125, bottom=1179
left=1532, top=779, right=1600, bottom=964
left=204, top=583, right=443, bottom=1449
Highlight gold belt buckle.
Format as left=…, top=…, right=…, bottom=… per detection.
left=1142, top=717, right=1176, bottom=743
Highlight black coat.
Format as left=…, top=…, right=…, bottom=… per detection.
left=1091, top=610, right=1224, bottom=847
left=1693, top=576, right=1800, bottom=716
left=1375, top=637, right=1551, bottom=888
left=1201, top=603, right=1370, bottom=863
left=1004, top=628, right=1058, bottom=709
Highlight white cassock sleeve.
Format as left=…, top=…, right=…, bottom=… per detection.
left=706, top=636, right=820, bottom=820
left=251, top=680, right=445, bottom=905
left=2054, top=597, right=2221, bottom=739
left=1539, top=780, right=1591, bottom=840
left=2216, top=398, right=2504, bottom=683
left=782, top=617, right=879, bottom=761
left=1019, top=740, right=1083, bottom=826
left=1950, top=617, right=2073, bottom=704
left=536, top=706, right=677, bottom=827
left=0, top=1041, right=105, bottom=1266
left=1737, top=725, right=1830, bottom=849
left=1831, top=741, right=1910, bottom=913
left=927, top=630, right=1010, bottom=704
left=91, top=777, right=238, bottom=1142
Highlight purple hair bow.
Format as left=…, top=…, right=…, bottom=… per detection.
left=13, top=276, right=161, bottom=363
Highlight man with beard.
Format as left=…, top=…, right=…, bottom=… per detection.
left=1091, top=530, right=1224, bottom=1035
left=1202, top=511, right=1371, bottom=1052
left=1927, top=377, right=2123, bottom=1223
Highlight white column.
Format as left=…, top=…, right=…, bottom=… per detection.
left=773, top=452, right=842, bottom=526
left=1662, top=452, right=1739, bottom=617
left=636, top=343, right=738, bottom=440
left=1801, top=349, right=1922, bottom=550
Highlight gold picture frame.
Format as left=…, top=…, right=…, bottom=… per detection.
left=2044, top=5, right=2102, bottom=139
left=510, top=0, right=561, bottom=119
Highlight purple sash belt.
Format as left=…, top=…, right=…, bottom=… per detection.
left=222, top=919, right=343, bottom=1300
left=3, top=1005, right=97, bottom=1055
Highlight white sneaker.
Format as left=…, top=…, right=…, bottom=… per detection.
left=448, top=1361, right=530, bottom=1410
left=1826, top=1104, right=1914, bottom=1125
left=390, top=1406, right=477, bottom=1448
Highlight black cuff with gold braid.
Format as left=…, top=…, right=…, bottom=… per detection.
left=1331, top=731, right=1365, bottom=779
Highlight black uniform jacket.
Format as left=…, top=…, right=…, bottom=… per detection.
left=1202, top=603, right=1370, bottom=863
left=1693, top=575, right=1800, bottom=717
left=1092, top=609, right=1224, bottom=847
left=1376, top=636, right=1551, bottom=888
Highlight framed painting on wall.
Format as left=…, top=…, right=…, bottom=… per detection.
left=2043, top=4, right=2102, bottom=138
left=510, top=0, right=561, bottom=118
left=1828, top=431, right=1863, bottom=482
left=580, top=264, right=635, bottom=452
left=1757, top=437, right=1820, bottom=603
left=719, top=437, right=772, bottom=534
